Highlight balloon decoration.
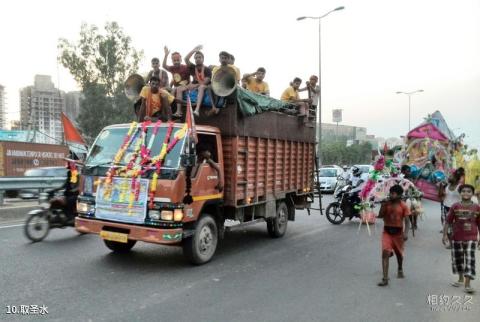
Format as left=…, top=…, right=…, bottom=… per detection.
left=404, top=137, right=451, bottom=185
left=431, top=170, right=446, bottom=184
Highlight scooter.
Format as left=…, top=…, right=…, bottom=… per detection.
left=325, top=182, right=362, bottom=225
left=24, top=191, right=78, bottom=242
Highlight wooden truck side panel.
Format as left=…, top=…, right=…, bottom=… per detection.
left=223, top=136, right=314, bottom=207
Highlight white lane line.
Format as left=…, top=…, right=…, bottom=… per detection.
left=0, top=223, right=25, bottom=229
left=0, top=204, right=39, bottom=210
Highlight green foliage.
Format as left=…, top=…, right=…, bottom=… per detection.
left=321, top=138, right=373, bottom=165
left=58, top=22, right=143, bottom=143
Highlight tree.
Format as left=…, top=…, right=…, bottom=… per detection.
left=321, top=138, right=373, bottom=165
left=58, top=22, right=143, bottom=142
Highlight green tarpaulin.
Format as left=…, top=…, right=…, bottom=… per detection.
left=235, top=87, right=294, bottom=117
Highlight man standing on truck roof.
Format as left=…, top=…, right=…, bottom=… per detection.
left=185, top=45, right=212, bottom=117
left=137, top=76, right=173, bottom=122
left=281, top=77, right=312, bottom=119
left=162, top=46, right=191, bottom=119
left=242, top=67, right=270, bottom=96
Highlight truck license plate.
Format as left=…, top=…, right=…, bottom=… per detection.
left=100, top=231, right=128, bottom=243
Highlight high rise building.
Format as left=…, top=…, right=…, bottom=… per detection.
left=64, top=91, right=82, bottom=122
left=0, top=84, right=6, bottom=129
left=20, top=75, right=65, bottom=144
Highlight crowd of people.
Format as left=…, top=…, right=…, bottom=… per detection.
left=374, top=168, right=480, bottom=295
left=135, top=45, right=319, bottom=123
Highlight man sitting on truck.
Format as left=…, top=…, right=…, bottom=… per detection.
left=137, top=76, right=174, bottom=122
left=242, top=67, right=270, bottom=96
left=185, top=45, right=213, bottom=117
left=145, top=57, right=170, bottom=89
left=162, top=46, right=191, bottom=119
left=281, top=77, right=312, bottom=118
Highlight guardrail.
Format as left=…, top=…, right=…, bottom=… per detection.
left=0, top=177, right=66, bottom=206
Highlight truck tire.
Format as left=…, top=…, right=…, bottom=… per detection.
left=267, top=202, right=288, bottom=238
left=103, top=239, right=136, bottom=253
left=325, top=202, right=346, bottom=225
left=183, top=214, right=218, bottom=265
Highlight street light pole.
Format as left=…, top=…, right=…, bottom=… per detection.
left=396, top=89, right=424, bottom=131
left=297, top=6, right=344, bottom=166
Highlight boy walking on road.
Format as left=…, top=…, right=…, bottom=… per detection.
left=443, top=184, right=480, bottom=294
left=377, top=184, right=411, bottom=286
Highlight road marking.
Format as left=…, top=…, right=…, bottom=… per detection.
left=0, top=223, right=25, bottom=229
left=0, top=204, right=39, bottom=210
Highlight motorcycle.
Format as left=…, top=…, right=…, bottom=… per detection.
left=325, top=181, right=362, bottom=225
left=24, top=191, right=78, bottom=242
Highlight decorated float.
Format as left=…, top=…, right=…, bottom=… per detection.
left=403, top=111, right=463, bottom=201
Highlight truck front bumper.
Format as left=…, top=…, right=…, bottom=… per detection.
left=75, top=217, right=184, bottom=245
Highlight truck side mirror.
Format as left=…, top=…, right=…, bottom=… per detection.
left=181, top=136, right=197, bottom=168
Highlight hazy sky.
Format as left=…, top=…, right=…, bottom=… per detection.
left=1, top=0, right=479, bottom=149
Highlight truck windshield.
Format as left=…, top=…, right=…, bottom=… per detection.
left=84, top=126, right=185, bottom=177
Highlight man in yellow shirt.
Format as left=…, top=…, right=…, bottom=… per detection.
left=137, top=76, right=173, bottom=122
left=242, top=67, right=270, bottom=96
left=281, top=77, right=312, bottom=117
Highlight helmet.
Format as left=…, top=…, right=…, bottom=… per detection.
left=352, top=166, right=361, bottom=176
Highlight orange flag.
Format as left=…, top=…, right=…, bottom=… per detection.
left=61, top=112, right=86, bottom=145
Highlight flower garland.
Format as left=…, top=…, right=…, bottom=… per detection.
left=94, top=120, right=188, bottom=211
left=148, top=121, right=175, bottom=208
left=69, top=162, right=78, bottom=184
left=102, top=122, right=139, bottom=199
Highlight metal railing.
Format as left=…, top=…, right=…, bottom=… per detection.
left=0, top=177, right=66, bottom=206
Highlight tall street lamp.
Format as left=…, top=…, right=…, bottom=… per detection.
left=396, top=89, right=424, bottom=131
left=297, top=6, right=345, bottom=166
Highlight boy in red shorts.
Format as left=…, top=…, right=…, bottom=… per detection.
left=443, top=184, right=480, bottom=294
left=377, top=184, right=411, bottom=286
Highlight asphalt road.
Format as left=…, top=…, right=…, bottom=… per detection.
left=0, top=196, right=478, bottom=322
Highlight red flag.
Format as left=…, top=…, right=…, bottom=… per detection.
left=185, top=94, right=198, bottom=143
left=61, top=112, right=86, bottom=145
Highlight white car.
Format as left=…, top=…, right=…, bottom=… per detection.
left=317, top=167, right=344, bottom=193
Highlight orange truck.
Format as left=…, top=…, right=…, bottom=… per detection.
left=75, top=94, right=316, bottom=264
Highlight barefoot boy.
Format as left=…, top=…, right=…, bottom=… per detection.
left=377, top=184, right=411, bottom=286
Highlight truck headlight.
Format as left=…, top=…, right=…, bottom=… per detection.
left=77, top=202, right=90, bottom=214
left=149, top=210, right=160, bottom=220
left=173, top=209, right=183, bottom=222
left=160, top=210, right=173, bottom=221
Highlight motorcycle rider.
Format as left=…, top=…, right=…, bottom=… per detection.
left=51, top=159, right=79, bottom=224
left=347, top=166, right=368, bottom=202
left=332, top=166, right=367, bottom=218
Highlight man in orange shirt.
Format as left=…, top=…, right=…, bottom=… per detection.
left=137, top=76, right=172, bottom=122
left=377, top=184, right=411, bottom=286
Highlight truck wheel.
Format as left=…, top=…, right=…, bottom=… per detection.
left=267, top=202, right=288, bottom=238
left=104, top=239, right=136, bottom=253
left=183, top=214, right=218, bottom=265
left=326, top=202, right=345, bottom=225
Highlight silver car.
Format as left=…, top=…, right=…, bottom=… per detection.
left=20, top=167, right=68, bottom=199
left=318, top=167, right=344, bottom=193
